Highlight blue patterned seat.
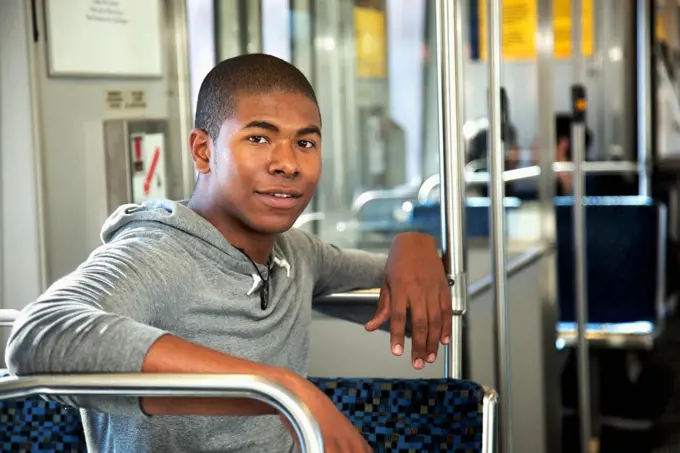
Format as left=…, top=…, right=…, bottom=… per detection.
left=308, top=377, right=487, bottom=452
left=0, top=373, right=490, bottom=452
left=0, top=372, right=85, bottom=453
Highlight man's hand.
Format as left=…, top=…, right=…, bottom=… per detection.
left=281, top=375, right=372, bottom=452
left=364, top=232, right=452, bottom=369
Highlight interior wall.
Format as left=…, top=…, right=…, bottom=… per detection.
left=28, top=0, right=192, bottom=285
left=0, top=1, right=44, bottom=364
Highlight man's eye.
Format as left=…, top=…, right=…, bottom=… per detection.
left=298, top=140, right=316, bottom=149
left=248, top=136, right=268, bottom=144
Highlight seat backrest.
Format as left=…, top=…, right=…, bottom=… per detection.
left=409, top=197, right=522, bottom=239
left=0, top=370, right=86, bottom=452
left=0, top=374, right=491, bottom=453
left=555, top=196, right=666, bottom=324
left=308, top=377, right=489, bottom=452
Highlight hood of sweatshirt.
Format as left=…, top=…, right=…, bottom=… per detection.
left=100, top=199, right=291, bottom=296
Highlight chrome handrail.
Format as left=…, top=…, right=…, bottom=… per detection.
left=293, top=212, right=325, bottom=229
left=0, top=309, right=19, bottom=327
left=0, top=373, right=324, bottom=453
left=418, top=161, right=640, bottom=203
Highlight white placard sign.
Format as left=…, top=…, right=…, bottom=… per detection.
left=45, top=0, right=162, bottom=77
left=130, top=132, right=167, bottom=203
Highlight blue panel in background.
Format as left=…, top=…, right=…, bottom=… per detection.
left=469, top=0, right=481, bottom=61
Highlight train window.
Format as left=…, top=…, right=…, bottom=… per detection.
left=210, top=0, right=635, bottom=251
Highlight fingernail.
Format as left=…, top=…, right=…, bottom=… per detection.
left=427, top=353, right=436, bottom=363
left=443, top=336, right=450, bottom=344
left=413, top=359, right=424, bottom=369
left=393, top=344, right=403, bottom=356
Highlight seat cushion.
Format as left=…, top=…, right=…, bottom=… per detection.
left=309, top=377, right=486, bottom=452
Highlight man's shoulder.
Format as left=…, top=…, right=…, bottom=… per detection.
left=276, top=228, right=324, bottom=262
left=91, top=229, right=190, bottom=273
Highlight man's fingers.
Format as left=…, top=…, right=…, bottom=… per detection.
left=389, top=292, right=407, bottom=357
left=365, top=282, right=390, bottom=332
left=425, top=291, right=442, bottom=362
left=364, top=305, right=390, bottom=332
left=409, top=297, right=428, bottom=369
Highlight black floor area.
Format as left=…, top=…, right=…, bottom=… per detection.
left=562, top=314, right=680, bottom=453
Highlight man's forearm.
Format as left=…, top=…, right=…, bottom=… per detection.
left=140, top=334, right=299, bottom=416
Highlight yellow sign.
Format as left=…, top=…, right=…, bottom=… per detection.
left=354, top=7, right=387, bottom=78
left=553, top=0, right=593, bottom=58
left=478, top=0, right=593, bottom=60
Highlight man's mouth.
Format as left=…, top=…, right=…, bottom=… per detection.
left=255, top=190, right=304, bottom=209
left=256, top=190, right=303, bottom=198
left=260, top=192, right=301, bottom=199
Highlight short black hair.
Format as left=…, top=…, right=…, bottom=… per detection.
left=555, top=113, right=593, bottom=154
left=194, top=53, right=319, bottom=141
left=467, top=123, right=518, bottom=163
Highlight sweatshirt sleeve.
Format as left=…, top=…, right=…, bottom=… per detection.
left=5, top=236, right=170, bottom=418
left=303, top=234, right=387, bottom=298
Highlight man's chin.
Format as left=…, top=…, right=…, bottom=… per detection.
left=248, top=214, right=300, bottom=235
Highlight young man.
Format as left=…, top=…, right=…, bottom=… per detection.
left=553, top=113, right=594, bottom=196
left=552, top=113, right=639, bottom=197
left=6, top=54, right=452, bottom=453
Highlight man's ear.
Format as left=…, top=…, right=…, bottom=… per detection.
left=189, top=129, right=212, bottom=174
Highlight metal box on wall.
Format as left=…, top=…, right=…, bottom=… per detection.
left=103, top=118, right=182, bottom=214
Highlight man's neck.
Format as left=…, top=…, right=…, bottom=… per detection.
left=187, top=196, right=275, bottom=264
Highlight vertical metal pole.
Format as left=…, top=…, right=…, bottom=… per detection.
left=536, top=0, right=562, bottom=450
left=487, top=0, right=512, bottom=451
left=636, top=0, right=652, bottom=197
left=434, top=0, right=467, bottom=380
left=571, top=1, right=591, bottom=452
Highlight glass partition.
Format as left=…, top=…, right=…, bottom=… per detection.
left=209, top=0, right=639, bottom=257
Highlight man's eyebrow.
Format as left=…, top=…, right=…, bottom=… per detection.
left=242, top=120, right=279, bottom=132
left=242, top=121, right=321, bottom=137
left=297, top=126, right=321, bottom=137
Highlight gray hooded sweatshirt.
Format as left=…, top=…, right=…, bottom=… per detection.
left=6, top=199, right=387, bottom=452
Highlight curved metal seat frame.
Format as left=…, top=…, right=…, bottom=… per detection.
left=0, top=308, right=497, bottom=453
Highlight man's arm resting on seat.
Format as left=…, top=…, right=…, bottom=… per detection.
left=140, top=334, right=302, bottom=416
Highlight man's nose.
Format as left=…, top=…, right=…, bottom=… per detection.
left=268, top=142, right=300, bottom=178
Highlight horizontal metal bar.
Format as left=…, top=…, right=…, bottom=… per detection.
left=314, top=243, right=552, bottom=306
left=315, top=289, right=381, bottom=303
left=0, top=309, right=20, bottom=327
left=467, top=161, right=639, bottom=185
left=293, top=212, right=325, bottom=228
left=0, top=373, right=324, bottom=453
left=466, top=165, right=541, bottom=184
left=552, top=161, right=638, bottom=174
left=419, top=161, right=639, bottom=199
left=557, top=321, right=655, bottom=350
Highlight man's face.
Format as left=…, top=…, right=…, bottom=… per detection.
left=193, top=91, right=322, bottom=234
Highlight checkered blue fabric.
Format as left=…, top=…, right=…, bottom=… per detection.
left=308, top=377, right=486, bottom=452
left=0, top=374, right=487, bottom=452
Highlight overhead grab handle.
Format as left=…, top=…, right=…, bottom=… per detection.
left=0, top=374, right=325, bottom=453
